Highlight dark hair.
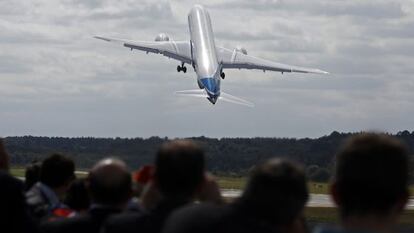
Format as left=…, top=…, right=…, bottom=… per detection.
left=239, top=159, right=309, bottom=225
left=334, top=133, right=409, bottom=217
left=25, top=161, right=41, bottom=191
left=0, top=139, right=10, bottom=171
left=155, top=140, right=205, bottom=198
left=40, top=154, right=75, bottom=188
left=64, top=178, right=90, bottom=211
left=89, top=160, right=131, bottom=205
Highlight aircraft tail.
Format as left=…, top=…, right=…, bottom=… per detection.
left=175, top=90, right=254, bottom=107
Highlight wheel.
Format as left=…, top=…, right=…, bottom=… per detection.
left=177, top=65, right=181, bottom=72
left=183, top=66, right=187, bottom=73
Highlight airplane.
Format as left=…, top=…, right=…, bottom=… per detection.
left=95, top=5, right=328, bottom=107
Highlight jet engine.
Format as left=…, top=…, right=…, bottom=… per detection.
left=155, top=33, right=170, bottom=42
left=235, top=46, right=248, bottom=55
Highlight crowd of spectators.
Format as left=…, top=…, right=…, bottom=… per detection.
left=0, top=133, right=411, bottom=233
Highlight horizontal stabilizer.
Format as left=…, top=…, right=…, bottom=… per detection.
left=175, top=89, right=207, bottom=98
left=220, top=92, right=254, bottom=107
left=175, top=90, right=254, bottom=107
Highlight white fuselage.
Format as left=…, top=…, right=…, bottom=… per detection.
left=188, top=5, right=221, bottom=104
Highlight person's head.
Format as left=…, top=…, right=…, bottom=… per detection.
left=25, top=161, right=41, bottom=191
left=239, top=159, right=309, bottom=227
left=88, top=158, right=131, bottom=207
left=332, top=133, right=410, bottom=220
left=154, top=140, right=205, bottom=199
left=65, top=178, right=91, bottom=213
left=40, top=154, right=75, bottom=196
left=0, top=139, right=10, bottom=171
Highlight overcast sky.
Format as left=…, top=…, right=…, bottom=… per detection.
left=1, top=0, right=414, bottom=138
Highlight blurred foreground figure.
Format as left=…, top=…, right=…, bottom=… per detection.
left=132, top=165, right=154, bottom=198
left=41, top=158, right=132, bottom=233
left=25, top=161, right=41, bottom=191
left=0, top=139, right=38, bottom=233
left=0, top=138, right=10, bottom=171
left=315, top=134, right=410, bottom=233
left=64, top=178, right=91, bottom=215
left=104, top=140, right=222, bottom=233
left=163, top=159, right=309, bottom=233
left=26, top=154, right=75, bottom=222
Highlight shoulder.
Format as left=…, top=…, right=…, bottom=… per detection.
left=104, top=212, right=146, bottom=233
left=26, top=184, right=50, bottom=219
left=0, top=172, right=24, bottom=201
left=312, top=226, right=349, bottom=233
left=40, top=214, right=94, bottom=233
left=26, top=184, right=45, bottom=203
left=106, top=212, right=144, bottom=225
left=174, top=202, right=227, bottom=219
left=162, top=203, right=228, bottom=233
left=0, top=171, right=23, bottom=190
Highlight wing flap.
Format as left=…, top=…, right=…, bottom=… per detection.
left=217, top=47, right=328, bottom=74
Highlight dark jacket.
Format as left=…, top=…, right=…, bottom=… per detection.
left=0, top=171, right=38, bottom=233
left=162, top=202, right=282, bottom=233
left=104, top=199, right=190, bottom=233
left=40, top=206, right=122, bottom=233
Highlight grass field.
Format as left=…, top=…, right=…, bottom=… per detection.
left=217, top=176, right=329, bottom=194
left=10, top=168, right=88, bottom=179
left=216, top=176, right=414, bottom=195
left=220, top=178, right=330, bottom=194
left=10, top=168, right=25, bottom=178
left=11, top=168, right=414, bottom=195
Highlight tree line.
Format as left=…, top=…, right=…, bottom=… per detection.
left=5, top=131, right=414, bottom=183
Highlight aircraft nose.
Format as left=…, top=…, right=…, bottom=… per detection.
left=201, top=78, right=217, bottom=94
left=207, top=96, right=217, bottom=104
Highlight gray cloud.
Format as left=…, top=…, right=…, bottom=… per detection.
left=0, top=0, right=413, bottom=138
left=211, top=0, right=405, bottom=19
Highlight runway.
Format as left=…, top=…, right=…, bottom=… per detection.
left=222, top=189, right=414, bottom=209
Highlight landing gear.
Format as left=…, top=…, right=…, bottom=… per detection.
left=220, top=72, right=225, bottom=79
left=177, top=63, right=187, bottom=73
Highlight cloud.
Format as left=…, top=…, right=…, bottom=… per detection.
left=0, top=0, right=413, bottom=138
left=210, top=0, right=405, bottom=19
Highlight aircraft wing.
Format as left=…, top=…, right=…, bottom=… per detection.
left=217, top=47, right=328, bottom=74
left=94, top=36, right=192, bottom=64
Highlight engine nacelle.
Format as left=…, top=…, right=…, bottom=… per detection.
left=155, top=33, right=170, bottom=42
left=235, top=46, right=248, bottom=55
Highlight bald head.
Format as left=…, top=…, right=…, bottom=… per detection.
left=89, top=158, right=132, bottom=206
left=0, top=139, right=10, bottom=171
